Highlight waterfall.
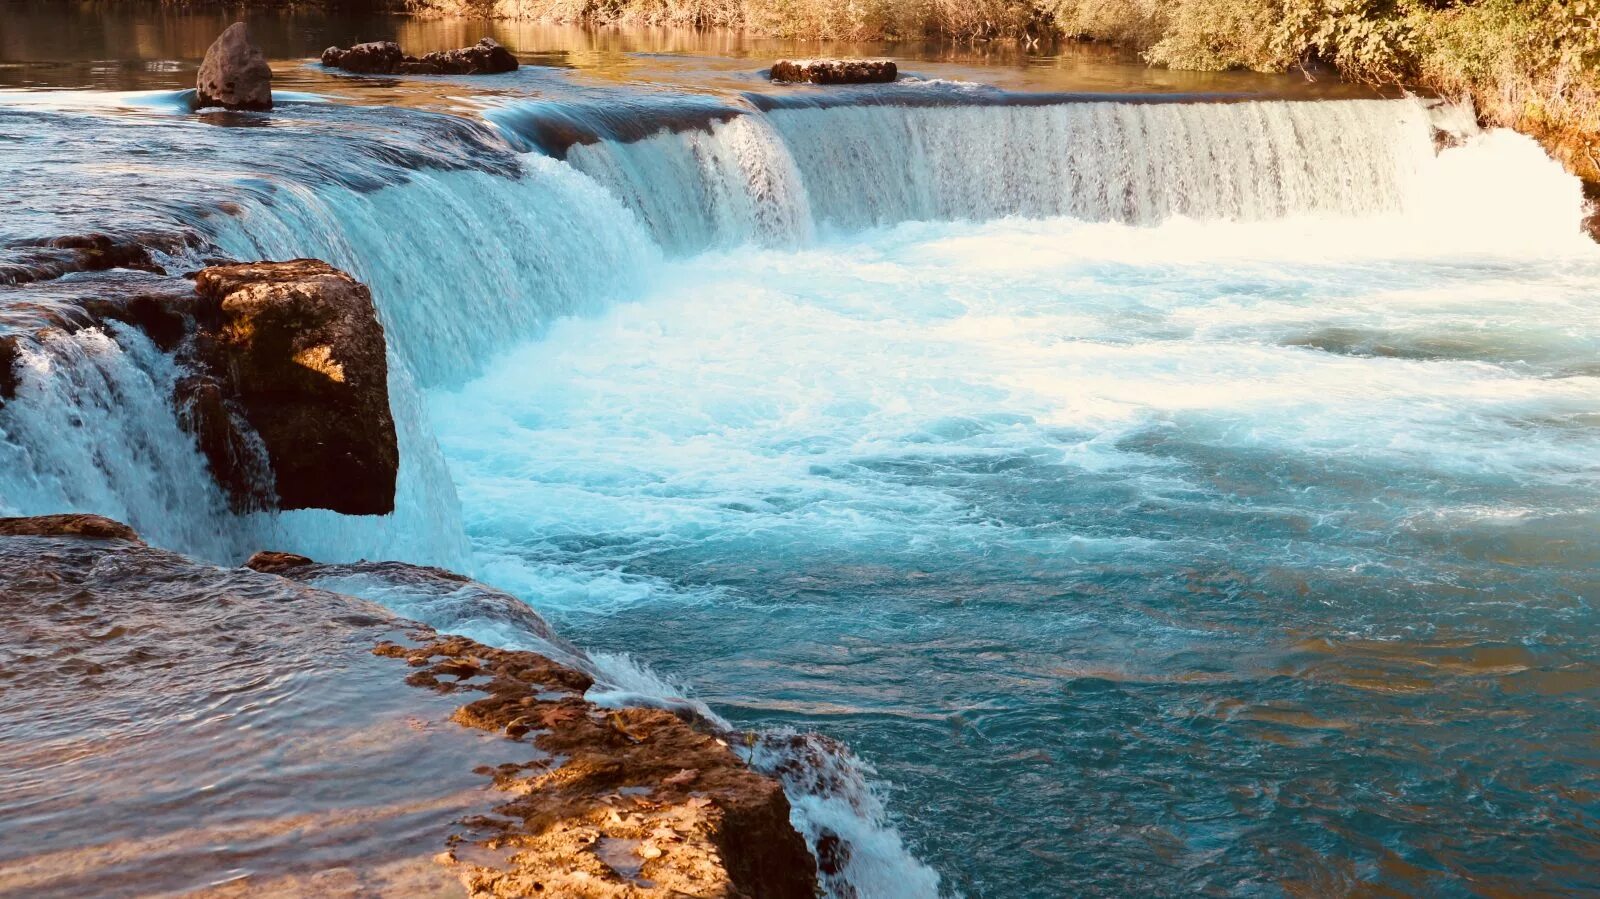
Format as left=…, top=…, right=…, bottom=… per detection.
left=0, top=325, right=242, bottom=558
left=522, top=96, right=1439, bottom=252
left=0, top=92, right=1583, bottom=569
left=203, top=155, right=662, bottom=389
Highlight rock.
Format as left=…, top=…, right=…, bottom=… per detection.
left=0, top=513, right=142, bottom=542
left=191, top=260, right=398, bottom=515
left=0, top=334, right=20, bottom=401
left=321, top=40, right=406, bottom=75
left=1, top=231, right=202, bottom=287
left=417, top=37, right=518, bottom=75
left=1583, top=179, right=1600, bottom=243
left=399, top=634, right=820, bottom=899
left=195, top=22, right=273, bottom=112
left=322, top=38, right=518, bottom=76
left=0, top=260, right=398, bottom=514
left=261, top=558, right=576, bottom=657
left=245, top=550, right=316, bottom=573
left=770, top=58, right=897, bottom=85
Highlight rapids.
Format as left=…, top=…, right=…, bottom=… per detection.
left=3, top=53, right=1599, bottom=897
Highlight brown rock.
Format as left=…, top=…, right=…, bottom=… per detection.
left=0, top=514, right=142, bottom=542
left=322, top=38, right=518, bottom=76
left=0, top=334, right=20, bottom=402
left=195, top=22, right=273, bottom=112
left=191, top=260, right=398, bottom=515
left=393, top=635, right=820, bottom=899
left=771, top=58, right=897, bottom=85
left=321, top=41, right=406, bottom=75
left=245, top=550, right=317, bottom=573
left=1583, top=179, right=1599, bottom=243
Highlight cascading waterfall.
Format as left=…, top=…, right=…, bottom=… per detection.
left=3, top=87, right=1593, bottom=899
left=0, top=325, right=242, bottom=559
left=529, top=96, right=1441, bottom=253
left=203, top=154, right=662, bottom=388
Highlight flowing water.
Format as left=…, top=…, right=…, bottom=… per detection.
left=3, top=11, right=1599, bottom=897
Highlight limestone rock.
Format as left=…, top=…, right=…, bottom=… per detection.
left=195, top=22, right=273, bottom=112
left=190, top=259, right=398, bottom=515
left=0, top=513, right=142, bottom=542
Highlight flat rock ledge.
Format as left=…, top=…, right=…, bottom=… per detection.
left=0, top=517, right=820, bottom=899
left=771, top=58, right=897, bottom=85
left=0, top=513, right=142, bottom=542
left=322, top=38, right=518, bottom=75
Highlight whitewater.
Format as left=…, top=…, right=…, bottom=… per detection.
left=3, top=84, right=1599, bottom=896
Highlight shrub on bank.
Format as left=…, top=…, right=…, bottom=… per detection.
left=1055, top=0, right=1598, bottom=179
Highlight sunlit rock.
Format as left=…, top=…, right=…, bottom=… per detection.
left=188, top=260, right=398, bottom=515
left=194, top=22, right=272, bottom=112
left=322, top=38, right=518, bottom=76
left=770, top=58, right=897, bottom=84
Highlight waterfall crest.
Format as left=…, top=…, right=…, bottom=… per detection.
left=531, top=96, right=1440, bottom=252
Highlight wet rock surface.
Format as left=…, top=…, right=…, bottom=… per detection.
left=195, top=22, right=272, bottom=111
left=188, top=260, right=398, bottom=515
left=0, top=513, right=142, bottom=541
left=0, top=232, right=202, bottom=287
left=393, top=635, right=819, bottom=899
left=0, top=519, right=820, bottom=899
left=322, top=38, right=518, bottom=76
left=770, top=59, right=897, bottom=85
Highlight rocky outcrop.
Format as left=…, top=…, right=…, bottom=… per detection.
left=195, top=22, right=272, bottom=111
left=0, top=513, right=141, bottom=542
left=0, top=335, right=19, bottom=401
left=393, top=635, right=820, bottom=899
left=770, top=58, right=897, bottom=85
left=0, top=259, right=399, bottom=516
left=0, top=519, right=822, bottom=899
left=1584, top=180, right=1600, bottom=243
left=0, top=231, right=202, bottom=287
left=187, top=260, right=398, bottom=515
left=321, top=38, right=518, bottom=76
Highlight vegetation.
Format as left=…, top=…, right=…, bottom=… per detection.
left=1059, top=0, right=1600, bottom=179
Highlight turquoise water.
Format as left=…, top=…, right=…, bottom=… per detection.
left=3, top=39, right=1600, bottom=894
left=433, top=205, right=1600, bottom=895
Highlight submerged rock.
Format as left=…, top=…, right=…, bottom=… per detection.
left=322, top=38, right=518, bottom=76
left=195, top=22, right=272, bottom=112
left=189, top=260, right=398, bottom=515
left=770, top=58, right=897, bottom=85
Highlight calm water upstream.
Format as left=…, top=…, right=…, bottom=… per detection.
left=3, top=5, right=1599, bottom=896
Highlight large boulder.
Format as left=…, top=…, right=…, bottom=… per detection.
left=770, top=58, right=897, bottom=84
left=322, top=37, right=518, bottom=76
left=195, top=22, right=273, bottom=112
left=188, top=260, right=398, bottom=515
